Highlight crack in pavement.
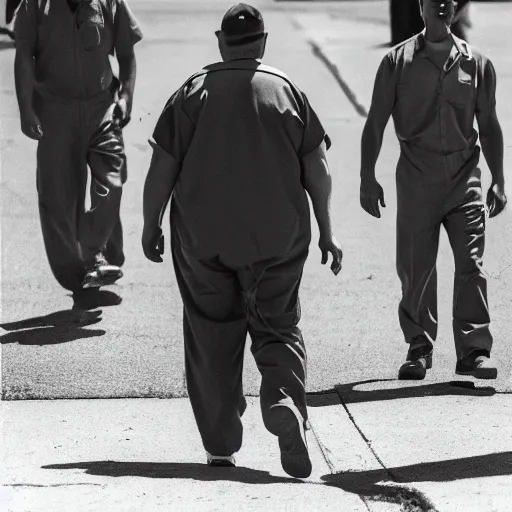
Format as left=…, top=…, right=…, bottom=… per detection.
left=308, top=40, right=369, bottom=118
left=334, top=388, right=439, bottom=512
left=290, top=16, right=368, bottom=118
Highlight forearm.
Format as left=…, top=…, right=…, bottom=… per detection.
left=14, top=49, right=36, bottom=114
left=302, top=145, right=333, bottom=238
left=143, top=146, right=180, bottom=226
left=117, top=50, right=137, bottom=105
left=360, top=116, right=385, bottom=181
left=480, top=126, right=505, bottom=186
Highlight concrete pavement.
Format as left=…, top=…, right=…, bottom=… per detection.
left=1, top=0, right=512, bottom=510
left=2, top=393, right=511, bottom=511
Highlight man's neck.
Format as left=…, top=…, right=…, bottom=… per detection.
left=425, top=36, right=453, bottom=51
left=424, top=24, right=452, bottom=44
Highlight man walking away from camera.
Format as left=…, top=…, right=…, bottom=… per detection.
left=142, top=4, right=343, bottom=479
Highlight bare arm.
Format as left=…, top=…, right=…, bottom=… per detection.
left=477, top=107, right=504, bottom=187
left=302, top=140, right=332, bottom=239
left=360, top=107, right=392, bottom=181
left=302, top=140, right=343, bottom=275
left=142, top=143, right=180, bottom=262
left=359, top=55, right=395, bottom=217
left=143, top=143, right=180, bottom=228
left=475, top=58, right=507, bottom=217
left=14, top=41, right=35, bottom=114
left=14, top=39, right=42, bottom=140
left=117, top=47, right=137, bottom=110
left=360, top=56, right=395, bottom=181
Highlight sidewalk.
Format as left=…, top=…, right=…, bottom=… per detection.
left=0, top=398, right=373, bottom=512
left=2, top=393, right=511, bottom=511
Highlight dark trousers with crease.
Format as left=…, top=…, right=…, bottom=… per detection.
left=396, top=168, right=492, bottom=360
left=171, top=233, right=309, bottom=456
left=35, top=89, right=126, bottom=291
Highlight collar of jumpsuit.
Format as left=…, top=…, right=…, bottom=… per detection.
left=413, top=29, right=472, bottom=68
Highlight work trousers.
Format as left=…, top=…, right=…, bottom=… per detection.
left=396, top=167, right=492, bottom=360
left=35, top=90, right=126, bottom=291
left=171, top=233, right=309, bottom=456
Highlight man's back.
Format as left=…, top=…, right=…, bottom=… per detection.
left=153, top=59, right=326, bottom=266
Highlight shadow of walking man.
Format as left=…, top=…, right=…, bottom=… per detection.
left=41, top=461, right=305, bottom=485
left=0, top=290, right=122, bottom=346
left=0, top=310, right=105, bottom=346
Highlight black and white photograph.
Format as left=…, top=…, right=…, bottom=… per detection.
left=1, top=0, right=511, bottom=510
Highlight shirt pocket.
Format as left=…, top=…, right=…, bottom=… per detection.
left=447, top=60, right=477, bottom=108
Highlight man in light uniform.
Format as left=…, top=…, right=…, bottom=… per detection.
left=360, top=0, right=507, bottom=380
left=14, top=0, right=142, bottom=292
left=142, top=4, right=343, bottom=478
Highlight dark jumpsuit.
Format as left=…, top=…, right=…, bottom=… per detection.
left=152, top=60, right=329, bottom=456
left=15, top=0, right=142, bottom=291
left=372, top=32, right=496, bottom=360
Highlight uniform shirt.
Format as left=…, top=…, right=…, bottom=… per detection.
left=152, top=59, right=329, bottom=266
left=15, top=0, right=143, bottom=100
left=373, top=31, right=497, bottom=183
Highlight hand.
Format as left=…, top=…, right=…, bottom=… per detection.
left=113, top=97, right=131, bottom=129
left=20, top=109, right=43, bottom=140
left=142, top=224, right=165, bottom=263
left=319, top=234, right=343, bottom=276
left=486, top=181, right=507, bottom=218
left=360, top=178, right=386, bottom=218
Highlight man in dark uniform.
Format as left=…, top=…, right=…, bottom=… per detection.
left=360, top=0, right=507, bottom=380
left=14, top=0, right=143, bottom=292
left=142, top=4, right=342, bottom=478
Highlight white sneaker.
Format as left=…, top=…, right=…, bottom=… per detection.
left=206, top=452, right=236, bottom=467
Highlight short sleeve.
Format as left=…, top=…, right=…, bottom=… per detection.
left=369, top=53, right=397, bottom=118
left=114, top=0, right=143, bottom=54
left=14, top=0, right=38, bottom=46
left=298, top=92, right=330, bottom=158
left=151, top=89, right=195, bottom=164
left=476, top=57, right=497, bottom=114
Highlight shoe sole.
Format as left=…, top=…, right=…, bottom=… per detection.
left=398, top=354, right=432, bottom=380
left=455, top=368, right=498, bottom=380
left=269, top=404, right=312, bottom=479
left=207, top=459, right=236, bottom=468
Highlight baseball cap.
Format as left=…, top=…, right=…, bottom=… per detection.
left=219, top=4, right=265, bottom=45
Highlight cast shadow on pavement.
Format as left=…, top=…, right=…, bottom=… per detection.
left=0, top=40, right=15, bottom=51
left=42, top=452, right=512, bottom=506
left=41, top=461, right=304, bottom=485
left=0, top=290, right=121, bottom=345
left=307, top=379, right=496, bottom=408
left=0, top=309, right=105, bottom=346
left=71, top=289, right=123, bottom=310
left=322, top=451, right=512, bottom=507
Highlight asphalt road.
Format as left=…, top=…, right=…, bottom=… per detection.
left=1, top=0, right=511, bottom=399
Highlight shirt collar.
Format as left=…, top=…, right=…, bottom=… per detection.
left=413, top=29, right=471, bottom=59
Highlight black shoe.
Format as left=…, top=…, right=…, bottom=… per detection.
left=456, top=350, right=497, bottom=380
left=206, top=452, right=236, bottom=467
left=268, top=403, right=312, bottom=479
left=398, top=337, right=433, bottom=380
left=81, top=254, right=123, bottom=289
